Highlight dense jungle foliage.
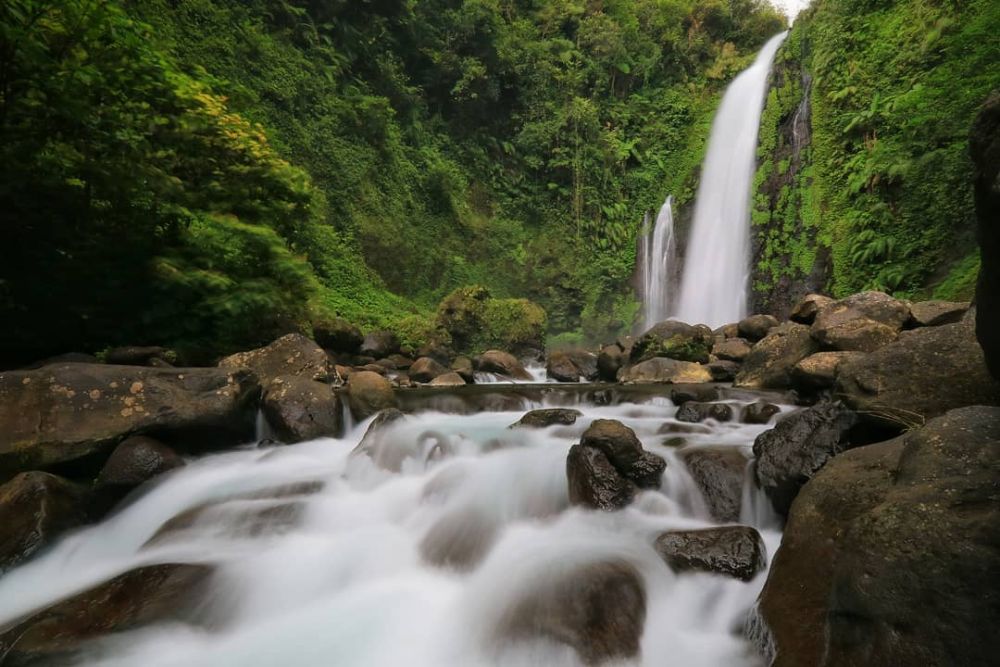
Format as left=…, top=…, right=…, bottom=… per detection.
left=0, top=0, right=785, bottom=364
left=752, top=0, right=999, bottom=305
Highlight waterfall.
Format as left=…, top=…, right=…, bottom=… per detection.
left=673, top=32, right=788, bottom=329
left=639, top=195, right=678, bottom=327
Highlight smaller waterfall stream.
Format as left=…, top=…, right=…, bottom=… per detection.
left=638, top=196, right=678, bottom=327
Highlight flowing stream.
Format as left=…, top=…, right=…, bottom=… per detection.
left=673, top=32, right=788, bottom=328
left=638, top=196, right=678, bottom=328
left=0, top=389, right=787, bottom=667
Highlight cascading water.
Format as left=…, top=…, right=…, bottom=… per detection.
left=673, top=32, right=788, bottom=329
left=638, top=196, right=678, bottom=327
left=0, top=390, right=788, bottom=667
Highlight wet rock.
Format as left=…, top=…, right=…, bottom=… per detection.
left=385, top=354, right=414, bottom=370
left=409, top=357, right=448, bottom=383
left=419, top=507, right=497, bottom=571
left=0, top=563, right=211, bottom=665
left=811, top=316, right=899, bottom=352
left=620, top=357, right=712, bottom=384
left=105, top=346, right=177, bottom=367
left=630, top=320, right=713, bottom=364
left=312, top=316, right=363, bottom=353
left=738, top=315, right=780, bottom=342
left=428, top=372, right=466, bottom=386
left=262, top=376, right=342, bottom=443
left=597, top=344, right=624, bottom=381
left=511, top=408, right=583, bottom=429
left=0, top=472, right=93, bottom=572
left=676, top=401, right=733, bottom=423
left=789, top=294, right=833, bottom=324
left=715, top=323, right=740, bottom=339
left=741, top=401, right=780, bottom=424
left=567, top=445, right=636, bottom=510
left=670, top=384, right=720, bottom=405
left=360, top=330, right=401, bottom=358
left=95, top=435, right=184, bottom=491
left=752, top=402, right=857, bottom=516
left=350, top=408, right=407, bottom=459
left=907, top=300, right=968, bottom=327
left=836, top=314, right=1000, bottom=429
left=734, top=322, right=819, bottom=390
left=680, top=446, right=748, bottom=522
left=707, top=360, right=740, bottom=382
left=478, top=350, right=532, bottom=381
left=0, top=364, right=258, bottom=479
left=450, top=356, right=475, bottom=383
left=655, top=526, right=765, bottom=581
left=755, top=406, right=1000, bottom=667
left=499, top=560, right=645, bottom=665
left=345, top=371, right=397, bottom=421
left=576, top=419, right=666, bottom=492
left=546, top=351, right=583, bottom=382
left=712, top=337, right=752, bottom=362
left=657, top=422, right=712, bottom=436
left=219, top=333, right=333, bottom=385
left=972, top=92, right=1000, bottom=378
left=791, top=351, right=864, bottom=391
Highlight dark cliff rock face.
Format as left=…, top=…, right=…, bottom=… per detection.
left=750, top=38, right=831, bottom=320
left=971, top=91, right=1000, bottom=379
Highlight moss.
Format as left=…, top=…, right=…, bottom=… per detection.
left=930, top=253, right=980, bottom=301
left=433, top=285, right=546, bottom=355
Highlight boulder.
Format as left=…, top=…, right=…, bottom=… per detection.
left=385, top=354, right=414, bottom=370
left=971, top=92, right=1000, bottom=379
left=655, top=526, right=765, bottom=581
left=0, top=563, right=211, bottom=664
left=630, top=320, right=713, bottom=364
left=0, top=472, right=93, bottom=572
left=0, top=364, right=258, bottom=479
left=707, top=360, right=740, bottom=382
left=360, top=330, right=401, bottom=358
left=669, top=384, right=720, bottom=405
left=498, top=560, right=645, bottom=664
left=752, top=402, right=857, bottom=515
left=715, top=323, right=740, bottom=339
left=755, top=406, right=1000, bottom=667
left=907, top=300, right=968, bottom=327
left=312, top=316, right=363, bottom=353
left=712, top=337, right=752, bottom=362
left=409, top=357, right=448, bottom=383
left=813, top=291, right=911, bottom=331
left=597, top=344, right=624, bottom=381
left=620, top=357, right=712, bottom=384
left=676, top=401, right=733, bottom=423
left=580, top=419, right=665, bottom=488
left=345, top=371, right=397, bottom=421
left=477, top=350, right=532, bottom=381
left=567, top=445, right=636, bottom=510
left=741, top=401, right=780, bottom=424
left=811, top=316, right=899, bottom=352
left=428, top=372, right=466, bottom=386
left=450, top=356, right=475, bottom=383
left=789, top=294, right=833, bottom=324
left=546, top=351, right=582, bottom=382
left=510, top=408, right=583, bottom=429
left=680, top=446, right=748, bottom=522
left=734, top=323, right=819, bottom=389
left=791, top=351, right=864, bottom=391
left=218, top=333, right=333, bottom=385
left=104, top=346, right=177, bottom=367
left=95, top=435, right=184, bottom=491
left=738, top=315, right=780, bottom=342
left=262, top=376, right=342, bottom=443
left=836, top=314, right=1000, bottom=429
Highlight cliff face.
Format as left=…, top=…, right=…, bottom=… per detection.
left=749, top=25, right=829, bottom=319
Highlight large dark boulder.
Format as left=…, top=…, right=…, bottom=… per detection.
left=568, top=420, right=666, bottom=510
left=630, top=320, right=713, bottom=364
left=680, top=446, right=748, bottom=522
left=791, top=351, right=864, bottom=391
left=262, top=376, right=342, bottom=443
left=312, top=316, right=363, bottom=353
left=597, top=344, right=624, bottom=381
left=712, top=337, right=752, bottom=362
left=741, top=401, right=780, bottom=425
left=345, top=371, right=397, bottom=421
left=655, top=525, right=766, bottom=581
left=0, top=364, right=259, bottom=480
left=95, top=435, right=184, bottom=491
left=0, top=563, right=211, bottom=665
left=908, top=300, right=968, bottom=327
left=580, top=419, right=665, bottom=488
left=676, top=401, right=733, bottom=423
left=218, top=333, right=333, bottom=386
left=477, top=350, right=532, bottom=381
left=836, top=313, right=1000, bottom=429
left=735, top=322, right=820, bottom=389
left=409, top=357, right=448, bottom=383
left=754, top=406, right=1000, bottom=667
left=0, top=472, right=93, bottom=573
left=498, top=560, right=646, bottom=664
left=789, top=293, right=833, bottom=324
left=737, top=314, right=779, bottom=342
left=753, top=402, right=857, bottom=516
left=510, top=408, right=582, bottom=429
left=972, top=92, right=1000, bottom=379
left=546, top=350, right=598, bottom=383
left=619, top=357, right=712, bottom=384
left=360, top=330, right=401, bottom=358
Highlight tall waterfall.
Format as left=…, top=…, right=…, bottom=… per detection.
left=639, top=195, right=678, bottom=327
left=673, top=32, right=788, bottom=328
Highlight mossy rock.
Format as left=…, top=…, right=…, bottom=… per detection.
left=629, top=321, right=713, bottom=364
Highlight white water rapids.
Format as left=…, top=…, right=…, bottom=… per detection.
left=0, top=391, right=787, bottom=667
left=673, top=32, right=788, bottom=329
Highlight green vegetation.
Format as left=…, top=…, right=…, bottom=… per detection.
left=753, top=0, right=999, bottom=304
left=0, top=0, right=785, bottom=365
